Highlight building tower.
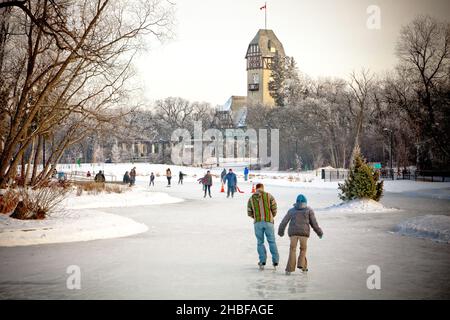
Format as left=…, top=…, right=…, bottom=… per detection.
left=245, top=29, right=285, bottom=107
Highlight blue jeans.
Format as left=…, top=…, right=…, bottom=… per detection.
left=227, top=185, right=235, bottom=197
left=254, top=222, right=279, bottom=265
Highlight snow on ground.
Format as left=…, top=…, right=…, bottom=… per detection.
left=63, top=185, right=183, bottom=210
left=0, top=209, right=148, bottom=247
left=394, top=215, right=450, bottom=244
left=56, top=163, right=450, bottom=199
left=317, top=199, right=399, bottom=213
left=0, top=185, right=183, bottom=247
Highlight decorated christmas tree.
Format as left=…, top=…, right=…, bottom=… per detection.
left=338, top=147, right=384, bottom=201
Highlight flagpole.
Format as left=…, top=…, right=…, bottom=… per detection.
left=265, top=2, right=267, bottom=29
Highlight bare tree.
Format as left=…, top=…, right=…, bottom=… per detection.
left=347, top=69, right=375, bottom=166
left=395, top=15, right=450, bottom=166
left=0, top=0, right=174, bottom=188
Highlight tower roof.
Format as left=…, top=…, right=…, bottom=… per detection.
left=245, top=29, right=285, bottom=58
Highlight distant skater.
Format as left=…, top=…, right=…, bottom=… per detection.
left=129, top=167, right=136, bottom=186
left=221, top=168, right=227, bottom=184
left=123, top=171, right=130, bottom=184
left=178, top=171, right=185, bottom=185
left=166, top=168, right=172, bottom=187
left=244, top=166, right=249, bottom=181
left=202, top=170, right=213, bottom=198
left=149, top=172, right=155, bottom=186
left=224, top=169, right=237, bottom=198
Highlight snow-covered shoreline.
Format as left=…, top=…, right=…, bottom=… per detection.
left=0, top=209, right=148, bottom=247
left=64, top=185, right=183, bottom=210
left=0, top=186, right=183, bottom=247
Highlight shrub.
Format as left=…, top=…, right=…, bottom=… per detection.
left=11, top=186, right=69, bottom=220
left=78, top=182, right=105, bottom=195
left=74, top=182, right=125, bottom=195
left=105, top=184, right=124, bottom=194
left=338, top=148, right=384, bottom=202
left=0, top=189, right=20, bottom=215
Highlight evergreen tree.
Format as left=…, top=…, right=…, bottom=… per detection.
left=338, top=147, right=383, bottom=201
left=268, top=53, right=286, bottom=107
left=268, top=54, right=305, bottom=107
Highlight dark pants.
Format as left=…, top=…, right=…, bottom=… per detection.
left=227, top=185, right=235, bottom=198
left=178, top=178, right=183, bottom=184
left=167, top=177, right=171, bottom=185
left=204, top=185, right=211, bottom=197
left=149, top=180, right=154, bottom=186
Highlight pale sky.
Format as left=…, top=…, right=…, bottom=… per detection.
left=133, top=0, right=450, bottom=106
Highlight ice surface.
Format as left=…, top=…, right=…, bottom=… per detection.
left=0, top=164, right=449, bottom=299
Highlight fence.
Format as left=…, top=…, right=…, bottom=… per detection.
left=321, top=169, right=349, bottom=182
left=66, top=171, right=117, bottom=183
left=343, top=168, right=450, bottom=182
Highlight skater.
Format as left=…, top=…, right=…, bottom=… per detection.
left=129, top=167, right=136, bottom=186
left=221, top=168, right=227, bottom=184
left=224, top=169, right=237, bottom=198
left=247, top=183, right=279, bottom=269
left=278, top=194, right=323, bottom=275
left=94, top=170, right=105, bottom=183
left=87, top=171, right=91, bottom=178
left=178, top=171, right=185, bottom=185
left=202, top=170, right=213, bottom=198
left=123, top=171, right=130, bottom=184
left=149, top=172, right=155, bottom=186
left=166, top=168, right=172, bottom=186
left=244, top=166, right=249, bottom=181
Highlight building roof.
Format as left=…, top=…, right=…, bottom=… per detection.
left=245, top=29, right=285, bottom=58
left=216, top=96, right=247, bottom=113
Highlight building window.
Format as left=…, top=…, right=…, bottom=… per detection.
left=253, top=73, right=259, bottom=84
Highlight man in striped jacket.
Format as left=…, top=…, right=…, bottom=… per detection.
left=247, top=183, right=279, bottom=269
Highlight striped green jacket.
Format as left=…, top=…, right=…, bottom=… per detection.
left=247, top=191, right=277, bottom=223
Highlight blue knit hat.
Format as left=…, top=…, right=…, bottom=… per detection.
left=296, top=194, right=307, bottom=204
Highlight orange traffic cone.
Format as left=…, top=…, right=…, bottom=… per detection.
left=251, top=184, right=255, bottom=193
left=220, top=183, right=224, bottom=193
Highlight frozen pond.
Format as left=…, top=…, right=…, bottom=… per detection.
left=0, top=179, right=449, bottom=299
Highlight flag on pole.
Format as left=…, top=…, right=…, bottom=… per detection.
left=260, top=2, right=267, bottom=29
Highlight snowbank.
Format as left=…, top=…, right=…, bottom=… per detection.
left=0, top=186, right=183, bottom=247
left=317, top=199, right=399, bottom=213
left=64, top=186, right=183, bottom=210
left=0, top=209, right=148, bottom=247
left=394, top=215, right=450, bottom=244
